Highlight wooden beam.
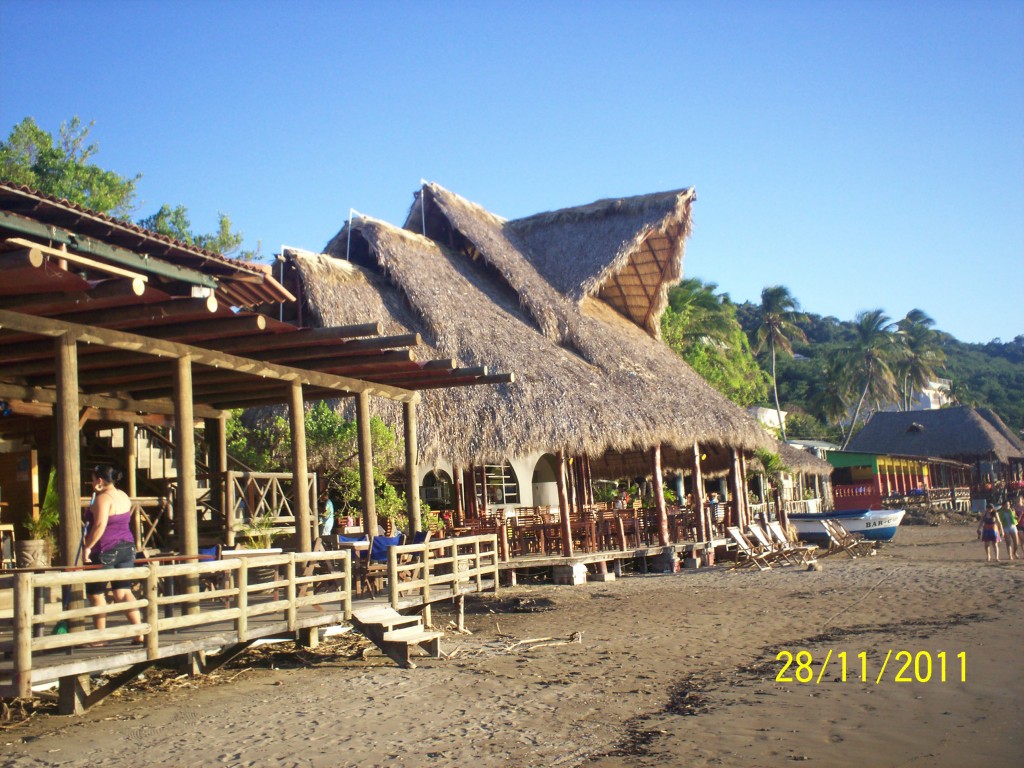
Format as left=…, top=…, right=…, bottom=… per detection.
left=0, top=246, right=44, bottom=269
left=0, top=308, right=419, bottom=403
left=200, top=323, right=384, bottom=354
left=399, top=372, right=514, bottom=391
left=0, top=276, right=153, bottom=315
left=0, top=207, right=218, bottom=287
left=138, top=314, right=268, bottom=342
left=5, top=236, right=150, bottom=283
left=51, top=296, right=218, bottom=329
left=0, top=381, right=225, bottom=419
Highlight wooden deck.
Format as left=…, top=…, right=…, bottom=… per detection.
left=0, top=534, right=500, bottom=712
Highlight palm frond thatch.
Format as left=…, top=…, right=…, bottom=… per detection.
left=296, top=184, right=772, bottom=476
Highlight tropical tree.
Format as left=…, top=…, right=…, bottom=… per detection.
left=810, top=351, right=853, bottom=443
left=661, top=279, right=769, bottom=406
left=754, top=286, right=807, bottom=440
left=1, top=115, right=254, bottom=257
left=841, top=309, right=900, bottom=448
left=138, top=204, right=255, bottom=258
left=0, top=117, right=140, bottom=217
left=894, top=309, right=945, bottom=410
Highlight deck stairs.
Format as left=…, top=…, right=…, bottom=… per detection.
left=349, top=603, right=443, bottom=668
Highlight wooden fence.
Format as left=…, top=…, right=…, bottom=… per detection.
left=386, top=534, right=499, bottom=608
left=1, top=549, right=351, bottom=699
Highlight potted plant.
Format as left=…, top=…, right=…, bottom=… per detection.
left=17, top=470, right=60, bottom=567
left=237, top=509, right=285, bottom=584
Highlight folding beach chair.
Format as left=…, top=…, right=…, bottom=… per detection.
left=726, top=526, right=774, bottom=571
left=767, top=521, right=818, bottom=565
left=746, top=523, right=796, bottom=566
left=824, top=519, right=874, bottom=557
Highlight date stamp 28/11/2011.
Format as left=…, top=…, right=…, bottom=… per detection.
left=775, top=649, right=967, bottom=685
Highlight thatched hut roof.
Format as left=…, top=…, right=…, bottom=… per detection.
left=775, top=441, right=834, bottom=476
left=846, top=407, right=1024, bottom=465
left=293, top=184, right=772, bottom=476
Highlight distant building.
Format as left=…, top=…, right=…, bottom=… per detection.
left=845, top=407, right=1024, bottom=501
left=748, top=406, right=787, bottom=435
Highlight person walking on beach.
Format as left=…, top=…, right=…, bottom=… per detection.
left=977, top=503, right=1005, bottom=563
left=996, top=499, right=1020, bottom=560
left=83, top=464, right=143, bottom=644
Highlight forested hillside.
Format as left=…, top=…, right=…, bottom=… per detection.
left=732, top=302, right=1024, bottom=439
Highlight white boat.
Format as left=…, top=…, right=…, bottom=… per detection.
left=788, top=509, right=906, bottom=543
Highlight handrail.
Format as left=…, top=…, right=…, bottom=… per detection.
left=386, top=534, right=499, bottom=608
left=2, top=550, right=352, bottom=698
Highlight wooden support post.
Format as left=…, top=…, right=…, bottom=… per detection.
left=651, top=445, right=670, bottom=547
left=55, top=334, right=83, bottom=570
left=13, top=572, right=32, bottom=698
left=691, top=442, right=707, bottom=541
left=467, top=464, right=478, bottom=521
left=730, top=448, right=746, bottom=530
left=236, top=560, right=249, bottom=642
left=556, top=451, right=574, bottom=557
left=478, top=464, right=488, bottom=520
left=125, top=423, right=137, bottom=498
left=452, top=464, right=464, bottom=525
left=403, top=401, right=421, bottom=534
left=356, top=390, right=377, bottom=536
left=145, top=565, right=159, bottom=659
left=58, top=674, right=91, bottom=716
left=174, top=356, right=199, bottom=610
left=498, top=518, right=510, bottom=563
left=289, top=380, right=312, bottom=552
left=205, top=416, right=227, bottom=530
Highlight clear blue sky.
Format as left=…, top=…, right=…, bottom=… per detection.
left=2, top=0, right=1022, bottom=344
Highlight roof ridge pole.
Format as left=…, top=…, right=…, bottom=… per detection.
left=419, top=180, right=428, bottom=235
left=345, top=209, right=357, bottom=262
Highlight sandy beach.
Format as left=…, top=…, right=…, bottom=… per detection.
left=4, top=524, right=1022, bottom=768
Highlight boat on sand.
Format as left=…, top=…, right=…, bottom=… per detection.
left=789, top=508, right=906, bottom=543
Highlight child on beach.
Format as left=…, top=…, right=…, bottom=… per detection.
left=996, top=499, right=1019, bottom=560
left=977, top=504, right=1005, bottom=562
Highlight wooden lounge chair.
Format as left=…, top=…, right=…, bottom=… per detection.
left=823, top=519, right=874, bottom=557
left=767, top=521, right=818, bottom=565
left=746, top=523, right=796, bottom=566
left=726, top=526, right=774, bottom=571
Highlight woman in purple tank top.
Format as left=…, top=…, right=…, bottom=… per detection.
left=83, top=465, right=143, bottom=644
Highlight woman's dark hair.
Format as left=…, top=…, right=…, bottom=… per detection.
left=92, top=464, right=124, bottom=485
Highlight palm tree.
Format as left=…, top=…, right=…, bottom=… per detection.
left=662, top=278, right=735, bottom=350
left=841, top=309, right=900, bottom=448
left=895, top=309, right=945, bottom=410
left=755, top=286, right=807, bottom=441
left=811, top=351, right=852, bottom=443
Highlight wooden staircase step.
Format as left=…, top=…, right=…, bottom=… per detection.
left=353, top=607, right=421, bottom=631
left=381, top=626, right=443, bottom=644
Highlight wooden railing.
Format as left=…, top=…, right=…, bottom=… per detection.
left=386, top=534, right=499, bottom=608
left=1, top=549, right=351, bottom=699
left=224, top=471, right=317, bottom=546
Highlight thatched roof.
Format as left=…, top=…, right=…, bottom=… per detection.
left=405, top=182, right=694, bottom=340
left=775, top=441, right=834, bottom=476
left=293, top=183, right=772, bottom=477
left=509, top=189, right=694, bottom=338
left=846, top=407, right=1024, bottom=465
